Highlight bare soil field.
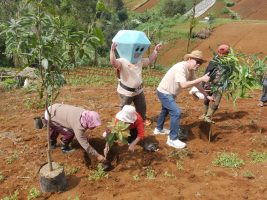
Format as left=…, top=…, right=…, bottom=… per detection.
left=0, top=67, right=267, bottom=199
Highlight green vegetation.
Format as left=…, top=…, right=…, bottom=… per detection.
left=213, top=152, right=244, bottom=168
left=105, top=119, right=130, bottom=147
left=2, top=190, right=19, bottom=200
left=0, top=173, right=5, bottom=182
left=133, top=174, right=140, bottom=181
left=88, top=164, right=107, bottom=181
left=6, top=151, right=19, bottom=165
left=243, top=171, right=255, bottom=179
left=65, top=166, right=80, bottom=176
left=163, top=170, right=175, bottom=178
left=176, top=160, right=185, bottom=171
left=146, top=166, right=156, bottom=180
left=27, top=188, right=41, bottom=200
left=249, top=150, right=267, bottom=164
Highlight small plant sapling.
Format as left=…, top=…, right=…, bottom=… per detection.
left=105, top=119, right=130, bottom=147
left=27, top=187, right=41, bottom=200
left=88, top=164, right=107, bottom=181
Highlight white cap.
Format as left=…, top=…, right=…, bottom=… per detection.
left=116, top=105, right=137, bottom=124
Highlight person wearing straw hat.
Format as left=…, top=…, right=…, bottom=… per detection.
left=154, top=50, right=213, bottom=149
left=199, top=44, right=230, bottom=123
left=103, top=105, right=144, bottom=153
left=44, top=103, right=106, bottom=163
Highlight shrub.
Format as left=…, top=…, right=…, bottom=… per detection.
left=221, top=7, right=230, bottom=14
left=161, top=0, right=186, bottom=18
left=224, top=0, right=235, bottom=7
left=249, top=150, right=267, bottom=163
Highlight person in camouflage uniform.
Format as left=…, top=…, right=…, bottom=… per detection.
left=200, top=44, right=230, bottom=123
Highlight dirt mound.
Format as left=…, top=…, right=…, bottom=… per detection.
left=232, top=0, right=267, bottom=20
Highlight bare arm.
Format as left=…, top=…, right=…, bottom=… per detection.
left=147, top=43, right=162, bottom=65
left=180, top=73, right=210, bottom=89
left=110, top=42, right=121, bottom=70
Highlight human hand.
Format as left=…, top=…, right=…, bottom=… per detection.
left=128, top=143, right=135, bottom=152
left=207, top=95, right=214, bottom=101
left=154, top=43, right=162, bottom=53
left=111, top=42, right=117, bottom=51
left=97, top=154, right=106, bottom=162
left=201, top=72, right=210, bottom=83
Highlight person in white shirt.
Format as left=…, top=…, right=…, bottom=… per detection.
left=154, top=50, right=213, bottom=149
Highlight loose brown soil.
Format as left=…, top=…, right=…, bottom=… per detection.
left=0, top=67, right=267, bottom=199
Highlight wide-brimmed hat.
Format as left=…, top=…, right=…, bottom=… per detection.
left=218, top=44, right=230, bottom=55
left=184, top=50, right=206, bottom=63
left=116, top=105, right=137, bottom=124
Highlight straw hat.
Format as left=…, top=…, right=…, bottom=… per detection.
left=116, top=105, right=137, bottom=124
left=184, top=50, right=206, bottom=62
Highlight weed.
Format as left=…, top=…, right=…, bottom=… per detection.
left=146, top=167, right=156, bottom=180
left=243, top=171, right=255, bottom=179
left=2, top=190, right=19, bottom=200
left=249, top=150, right=267, bottom=164
left=163, top=171, right=175, bottom=178
left=27, top=187, right=41, bottom=200
left=88, top=164, right=107, bottom=181
left=2, top=78, right=17, bottom=91
left=204, top=167, right=216, bottom=176
left=169, top=148, right=192, bottom=160
left=66, top=166, right=80, bottom=176
left=0, top=173, right=5, bottom=182
left=250, top=136, right=267, bottom=147
left=213, top=152, right=244, bottom=168
left=6, top=151, right=19, bottom=165
left=176, top=160, right=184, bottom=171
left=133, top=174, right=140, bottom=181
left=67, top=196, right=80, bottom=200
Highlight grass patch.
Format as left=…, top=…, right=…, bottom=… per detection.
left=249, top=150, right=267, bottom=164
left=133, top=174, right=140, bottom=181
left=0, top=173, right=5, bottom=182
left=213, top=152, right=244, bottom=168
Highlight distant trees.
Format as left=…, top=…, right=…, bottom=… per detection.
left=161, top=0, right=186, bottom=17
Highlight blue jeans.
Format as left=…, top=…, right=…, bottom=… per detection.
left=156, top=90, right=181, bottom=140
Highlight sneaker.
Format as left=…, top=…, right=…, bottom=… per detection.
left=153, top=128, right=170, bottom=135
left=166, top=137, right=186, bottom=149
left=50, top=140, right=57, bottom=149
left=61, top=145, right=75, bottom=153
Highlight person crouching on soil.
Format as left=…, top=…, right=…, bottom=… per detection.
left=154, top=50, right=214, bottom=149
left=200, top=44, right=230, bottom=123
left=103, top=105, right=144, bottom=155
left=44, top=103, right=106, bottom=163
